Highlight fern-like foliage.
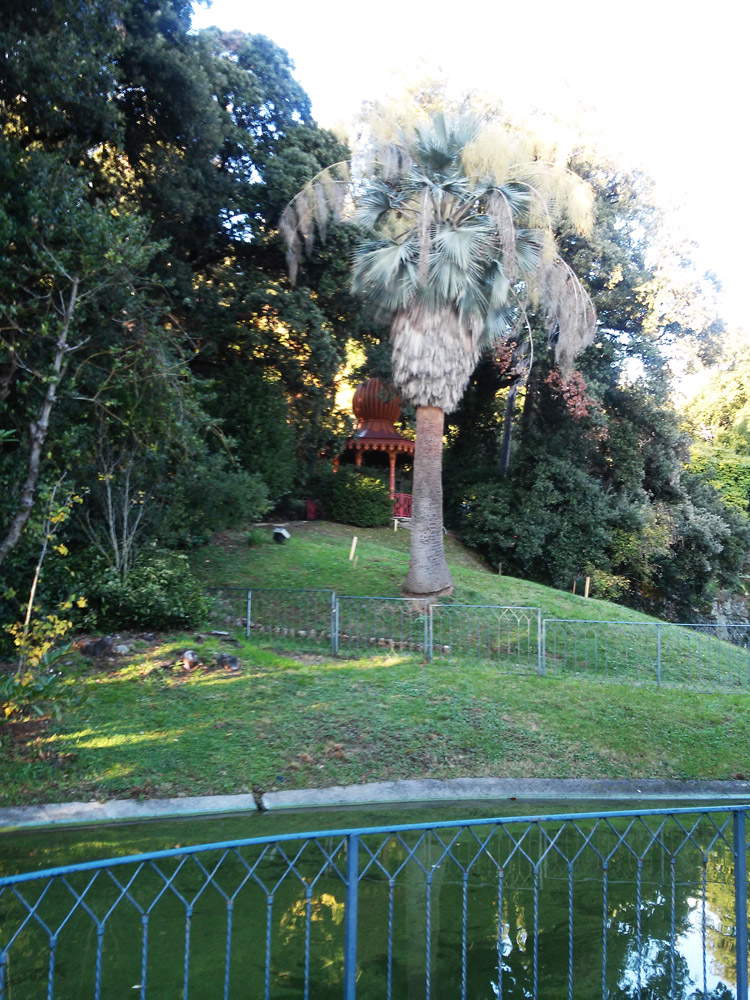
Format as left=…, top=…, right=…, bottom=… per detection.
left=279, top=111, right=597, bottom=411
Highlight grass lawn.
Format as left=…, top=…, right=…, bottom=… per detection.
left=2, top=521, right=749, bottom=806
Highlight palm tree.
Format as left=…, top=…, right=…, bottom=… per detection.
left=280, top=110, right=596, bottom=597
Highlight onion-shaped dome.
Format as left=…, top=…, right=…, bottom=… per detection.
left=352, top=378, right=402, bottom=428
left=347, top=378, right=414, bottom=452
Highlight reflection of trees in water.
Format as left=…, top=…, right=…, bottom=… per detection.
left=0, top=819, right=742, bottom=998
left=705, top=850, right=741, bottom=991
left=355, top=821, right=739, bottom=998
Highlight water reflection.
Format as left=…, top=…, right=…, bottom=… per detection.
left=0, top=812, right=744, bottom=999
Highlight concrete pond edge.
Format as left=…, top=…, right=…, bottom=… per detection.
left=3, top=778, right=750, bottom=831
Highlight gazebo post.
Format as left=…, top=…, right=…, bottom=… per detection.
left=388, top=450, right=396, bottom=496
left=354, top=450, right=363, bottom=467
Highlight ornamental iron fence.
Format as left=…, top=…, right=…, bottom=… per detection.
left=1, top=804, right=748, bottom=999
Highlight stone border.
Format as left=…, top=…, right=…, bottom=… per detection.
left=260, top=778, right=750, bottom=811
left=0, top=794, right=256, bottom=832
left=3, top=779, right=750, bottom=831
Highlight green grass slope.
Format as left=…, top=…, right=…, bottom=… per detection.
left=195, top=520, right=644, bottom=619
left=3, top=522, right=749, bottom=807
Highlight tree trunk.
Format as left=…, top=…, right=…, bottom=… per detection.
left=403, top=405, right=453, bottom=597
left=0, top=278, right=78, bottom=568
left=499, top=380, right=520, bottom=476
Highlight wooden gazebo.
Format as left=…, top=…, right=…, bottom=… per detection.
left=339, top=378, right=414, bottom=517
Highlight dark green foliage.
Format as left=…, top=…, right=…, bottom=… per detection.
left=0, top=0, right=367, bottom=641
left=459, top=460, right=612, bottom=587
left=90, top=550, right=209, bottom=630
left=205, top=370, right=297, bottom=503
left=445, top=159, right=747, bottom=619
left=319, top=470, right=392, bottom=528
left=157, top=458, right=270, bottom=549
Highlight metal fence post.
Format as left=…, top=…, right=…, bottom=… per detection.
left=656, top=624, right=662, bottom=686
left=344, top=833, right=359, bottom=1000
left=245, top=590, right=252, bottom=639
left=425, top=606, right=433, bottom=663
left=539, top=619, right=547, bottom=676
left=536, top=610, right=543, bottom=675
left=735, top=810, right=748, bottom=999
left=331, top=595, right=340, bottom=656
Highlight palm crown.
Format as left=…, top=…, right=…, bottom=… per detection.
left=281, top=110, right=597, bottom=412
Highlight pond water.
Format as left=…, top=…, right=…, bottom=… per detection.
left=0, top=799, right=744, bottom=998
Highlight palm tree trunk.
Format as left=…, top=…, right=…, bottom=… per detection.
left=403, top=406, right=453, bottom=597
left=499, top=380, right=520, bottom=476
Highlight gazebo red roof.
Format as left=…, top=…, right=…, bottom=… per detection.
left=346, top=379, right=415, bottom=454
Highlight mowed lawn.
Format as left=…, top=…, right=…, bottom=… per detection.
left=3, top=521, right=749, bottom=806
left=4, top=636, right=750, bottom=807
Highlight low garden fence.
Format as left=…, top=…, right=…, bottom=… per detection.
left=1, top=804, right=748, bottom=999
left=334, top=596, right=430, bottom=656
left=208, top=586, right=750, bottom=691
left=431, top=603, right=541, bottom=673
left=543, top=618, right=750, bottom=690
left=208, top=587, right=335, bottom=648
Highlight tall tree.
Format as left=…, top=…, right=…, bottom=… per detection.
left=281, top=110, right=596, bottom=596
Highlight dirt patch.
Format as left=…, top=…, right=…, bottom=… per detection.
left=5, top=716, right=51, bottom=746
left=273, top=650, right=330, bottom=665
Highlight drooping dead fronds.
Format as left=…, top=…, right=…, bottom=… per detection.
left=278, top=161, right=352, bottom=284
left=391, top=303, right=483, bottom=413
left=536, top=253, right=597, bottom=372
left=486, top=189, right=520, bottom=281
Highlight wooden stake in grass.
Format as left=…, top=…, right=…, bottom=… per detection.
left=584, top=576, right=591, bottom=599
left=349, top=535, right=358, bottom=561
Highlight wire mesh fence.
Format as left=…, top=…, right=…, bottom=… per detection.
left=206, top=585, right=750, bottom=690
left=543, top=618, right=750, bottom=690
left=208, top=587, right=335, bottom=648
left=1, top=805, right=748, bottom=999
left=431, top=604, right=541, bottom=672
left=335, top=596, right=430, bottom=656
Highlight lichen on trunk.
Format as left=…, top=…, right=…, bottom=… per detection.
left=403, top=405, right=453, bottom=598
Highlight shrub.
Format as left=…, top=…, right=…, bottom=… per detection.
left=91, top=550, right=209, bottom=630
left=321, top=469, right=392, bottom=528
left=586, top=567, right=630, bottom=602
left=1, top=644, right=74, bottom=721
left=247, top=527, right=270, bottom=547
left=158, top=457, right=270, bottom=548
left=459, top=460, right=613, bottom=587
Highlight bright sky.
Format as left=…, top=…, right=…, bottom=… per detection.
left=193, top=0, right=750, bottom=334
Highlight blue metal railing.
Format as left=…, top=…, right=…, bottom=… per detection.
left=2, top=804, right=749, bottom=999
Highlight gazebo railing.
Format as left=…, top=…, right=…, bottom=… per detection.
left=392, top=492, right=412, bottom=518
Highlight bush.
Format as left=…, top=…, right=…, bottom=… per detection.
left=158, top=456, right=269, bottom=548
left=321, top=469, right=392, bottom=528
left=459, top=460, right=613, bottom=587
left=91, top=550, right=209, bottom=630
left=247, top=527, right=270, bottom=547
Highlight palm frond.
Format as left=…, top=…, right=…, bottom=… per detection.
left=486, top=189, right=519, bottom=280
left=351, top=238, right=419, bottom=312
left=278, top=160, right=352, bottom=284
left=536, top=254, right=597, bottom=371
